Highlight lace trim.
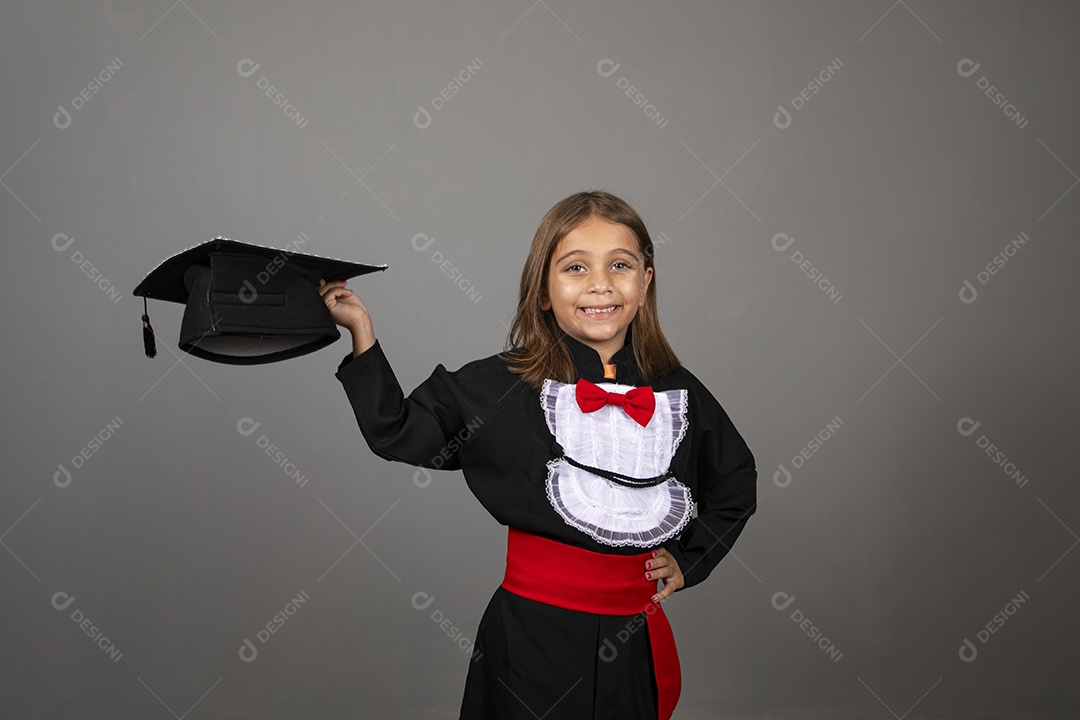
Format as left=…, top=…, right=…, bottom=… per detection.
left=545, top=458, right=693, bottom=547
left=540, top=378, right=560, bottom=437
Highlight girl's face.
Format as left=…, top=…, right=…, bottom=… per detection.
left=541, top=215, right=653, bottom=364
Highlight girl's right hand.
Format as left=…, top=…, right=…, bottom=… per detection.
left=317, top=278, right=371, bottom=333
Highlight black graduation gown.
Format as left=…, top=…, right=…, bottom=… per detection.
left=335, top=333, right=757, bottom=720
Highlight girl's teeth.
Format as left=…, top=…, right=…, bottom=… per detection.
left=583, top=306, right=616, bottom=314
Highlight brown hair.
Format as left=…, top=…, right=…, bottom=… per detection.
left=500, top=190, right=681, bottom=389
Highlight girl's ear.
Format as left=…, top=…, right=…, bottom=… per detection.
left=540, top=293, right=551, bottom=311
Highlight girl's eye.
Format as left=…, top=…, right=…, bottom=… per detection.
left=565, top=263, right=586, bottom=273
left=612, top=261, right=632, bottom=270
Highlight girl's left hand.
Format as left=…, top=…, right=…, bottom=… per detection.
left=645, top=548, right=684, bottom=603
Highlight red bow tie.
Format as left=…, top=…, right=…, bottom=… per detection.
left=575, top=379, right=656, bottom=427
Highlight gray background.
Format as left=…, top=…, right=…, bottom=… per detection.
left=2, top=1, right=1077, bottom=718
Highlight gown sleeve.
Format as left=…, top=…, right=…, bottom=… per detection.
left=334, top=340, right=469, bottom=471
left=663, top=376, right=757, bottom=591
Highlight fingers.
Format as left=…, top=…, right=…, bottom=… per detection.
left=316, top=278, right=351, bottom=297
left=317, top=279, right=373, bottom=338
left=317, top=278, right=355, bottom=306
left=646, top=548, right=684, bottom=603
left=645, top=553, right=671, bottom=575
left=644, top=549, right=673, bottom=573
left=653, top=578, right=681, bottom=603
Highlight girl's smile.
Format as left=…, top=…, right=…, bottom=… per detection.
left=541, top=215, right=653, bottom=363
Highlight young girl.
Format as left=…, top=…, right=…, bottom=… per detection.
left=318, top=191, right=757, bottom=720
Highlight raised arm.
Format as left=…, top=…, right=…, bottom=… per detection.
left=321, top=279, right=468, bottom=470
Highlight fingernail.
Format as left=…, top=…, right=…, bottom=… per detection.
left=651, top=551, right=658, bottom=558
left=651, top=596, right=659, bottom=603
left=645, top=573, right=652, bottom=580
left=646, top=562, right=652, bottom=569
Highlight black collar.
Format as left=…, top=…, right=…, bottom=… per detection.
left=560, top=327, right=642, bottom=385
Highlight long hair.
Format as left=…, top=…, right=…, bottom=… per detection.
left=500, top=190, right=681, bottom=389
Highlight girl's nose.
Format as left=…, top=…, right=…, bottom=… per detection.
left=588, top=271, right=613, bottom=292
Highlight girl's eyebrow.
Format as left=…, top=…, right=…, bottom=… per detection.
left=554, top=247, right=641, bottom=265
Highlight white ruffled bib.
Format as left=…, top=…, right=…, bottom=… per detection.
left=540, top=379, right=693, bottom=547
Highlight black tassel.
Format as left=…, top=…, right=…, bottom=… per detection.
left=142, top=297, right=157, bottom=358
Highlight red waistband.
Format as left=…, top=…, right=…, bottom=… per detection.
left=500, top=528, right=681, bottom=720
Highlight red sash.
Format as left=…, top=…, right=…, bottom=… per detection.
left=500, top=528, right=681, bottom=720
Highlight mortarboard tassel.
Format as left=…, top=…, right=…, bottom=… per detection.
left=142, top=296, right=157, bottom=358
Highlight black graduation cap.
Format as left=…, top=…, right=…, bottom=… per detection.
left=133, top=238, right=386, bottom=364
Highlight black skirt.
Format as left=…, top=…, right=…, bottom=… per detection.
left=459, top=586, right=659, bottom=720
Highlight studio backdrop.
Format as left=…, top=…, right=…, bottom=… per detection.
left=1, top=1, right=1077, bottom=718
